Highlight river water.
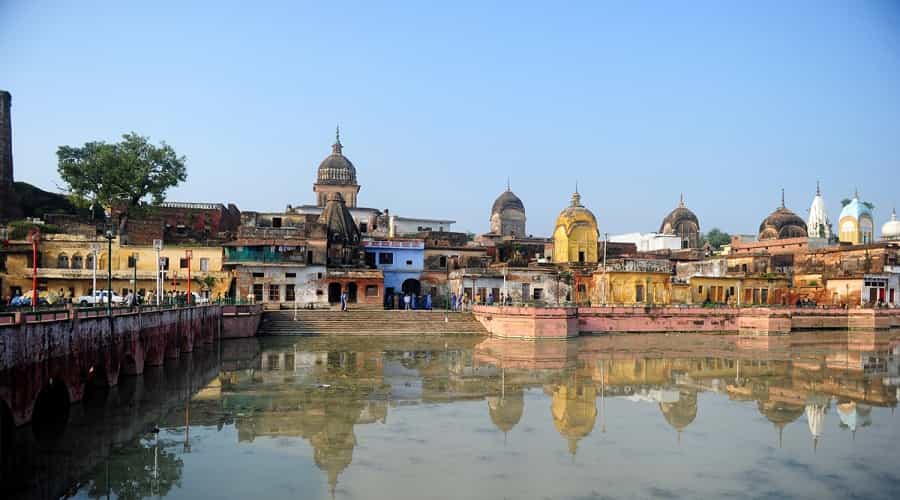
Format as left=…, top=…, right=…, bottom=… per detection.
left=6, top=332, right=900, bottom=499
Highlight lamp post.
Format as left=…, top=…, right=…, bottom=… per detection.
left=185, top=249, right=193, bottom=306
left=104, top=227, right=114, bottom=315
left=153, top=239, right=163, bottom=305
left=90, top=242, right=100, bottom=302
left=131, top=252, right=139, bottom=307
left=28, top=230, right=40, bottom=311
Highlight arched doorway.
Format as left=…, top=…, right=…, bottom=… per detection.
left=347, top=282, right=358, bottom=303
left=401, top=279, right=421, bottom=297
left=328, top=283, right=342, bottom=304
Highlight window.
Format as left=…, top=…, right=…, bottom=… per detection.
left=439, top=256, right=447, bottom=268
left=253, top=284, right=264, bottom=302
left=317, top=272, right=324, bottom=279
left=365, top=285, right=379, bottom=297
left=161, top=257, right=170, bottom=270
left=268, top=284, right=280, bottom=302
left=200, top=258, right=210, bottom=272
left=85, top=254, right=95, bottom=270
left=578, top=251, right=585, bottom=263
left=697, top=285, right=703, bottom=293
left=285, top=284, right=296, bottom=302
left=285, top=272, right=296, bottom=278
left=127, top=255, right=137, bottom=268
left=406, top=260, right=413, bottom=266
left=272, top=217, right=282, bottom=228
left=57, top=254, right=69, bottom=269
left=71, top=254, right=84, bottom=269
left=360, top=222, right=368, bottom=233
left=180, top=258, right=188, bottom=269
left=635, top=284, right=644, bottom=303
left=252, top=272, right=265, bottom=278
left=379, top=252, right=393, bottom=265
left=760, top=289, right=769, bottom=304
left=533, top=288, right=543, bottom=300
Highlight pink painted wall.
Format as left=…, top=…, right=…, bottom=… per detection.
left=577, top=306, right=739, bottom=334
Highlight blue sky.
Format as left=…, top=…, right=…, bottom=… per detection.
left=2, top=0, right=899, bottom=236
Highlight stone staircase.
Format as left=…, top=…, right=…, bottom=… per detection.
left=258, top=309, right=488, bottom=336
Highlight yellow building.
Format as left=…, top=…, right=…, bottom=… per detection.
left=590, top=259, right=673, bottom=305
left=552, top=190, right=599, bottom=264
left=1, top=233, right=230, bottom=301
left=838, top=192, right=875, bottom=244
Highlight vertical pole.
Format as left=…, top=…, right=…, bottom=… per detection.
left=186, top=249, right=192, bottom=306
left=92, top=246, right=98, bottom=302
left=107, top=232, right=113, bottom=316
left=156, top=246, right=161, bottom=305
left=31, top=232, right=38, bottom=311
left=132, top=253, right=138, bottom=307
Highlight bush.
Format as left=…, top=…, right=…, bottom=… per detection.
left=7, top=220, right=63, bottom=240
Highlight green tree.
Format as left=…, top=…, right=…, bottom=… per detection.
left=703, top=228, right=731, bottom=250
left=57, top=132, right=187, bottom=234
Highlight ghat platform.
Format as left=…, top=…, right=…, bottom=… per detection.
left=473, top=305, right=900, bottom=339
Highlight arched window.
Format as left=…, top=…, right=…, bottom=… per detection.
left=85, top=253, right=95, bottom=270
left=57, top=254, right=69, bottom=269
left=71, top=254, right=84, bottom=269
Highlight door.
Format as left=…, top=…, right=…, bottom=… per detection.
left=328, top=283, right=342, bottom=303
left=347, top=282, right=358, bottom=303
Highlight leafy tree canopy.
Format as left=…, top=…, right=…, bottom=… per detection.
left=703, top=228, right=731, bottom=250
left=57, top=133, right=187, bottom=222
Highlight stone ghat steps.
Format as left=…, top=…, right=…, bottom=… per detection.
left=259, top=310, right=487, bottom=335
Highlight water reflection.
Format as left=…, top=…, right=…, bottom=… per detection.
left=5, top=332, right=900, bottom=499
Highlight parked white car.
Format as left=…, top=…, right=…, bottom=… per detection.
left=77, top=291, right=126, bottom=306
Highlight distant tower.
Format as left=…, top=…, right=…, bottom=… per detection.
left=313, top=126, right=360, bottom=208
left=807, top=181, right=832, bottom=240
left=0, top=90, right=16, bottom=221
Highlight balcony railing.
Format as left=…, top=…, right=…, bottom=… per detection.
left=224, top=248, right=307, bottom=264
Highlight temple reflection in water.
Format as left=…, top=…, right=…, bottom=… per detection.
left=188, top=333, right=899, bottom=494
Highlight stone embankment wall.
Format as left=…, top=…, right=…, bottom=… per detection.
left=222, top=304, right=263, bottom=338
left=473, top=305, right=900, bottom=339
left=0, top=304, right=260, bottom=427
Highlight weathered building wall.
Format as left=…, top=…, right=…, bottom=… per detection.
left=0, top=305, right=223, bottom=426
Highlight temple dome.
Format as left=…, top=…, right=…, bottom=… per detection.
left=758, top=191, right=807, bottom=241
left=552, top=190, right=599, bottom=264
left=882, top=209, right=900, bottom=241
left=659, top=390, right=697, bottom=433
left=487, top=392, right=525, bottom=433
left=659, top=194, right=701, bottom=248
left=492, top=189, right=525, bottom=215
left=316, top=133, right=357, bottom=186
left=839, top=196, right=872, bottom=221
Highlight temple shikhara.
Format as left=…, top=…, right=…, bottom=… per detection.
left=1, top=88, right=900, bottom=310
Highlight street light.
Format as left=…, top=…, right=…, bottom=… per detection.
left=90, top=242, right=101, bottom=302
left=153, top=239, right=163, bottom=305
left=185, top=249, right=193, bottom=306
left=28, top=229, right=40, bottom=311
left=104, top=227, right=114, bottom=315
left=131, top=252, right=139, bottom=307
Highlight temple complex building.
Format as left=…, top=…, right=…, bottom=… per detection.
left=551, top=190, right=599, bottom=264
left=758, top=190, right=808, bottom=241
left=807, top=182, right=832, bottom=240
left=838, top=191, right=875, bottom=244
left=313, top=127, right=360, bottom=208
left=881, top=209, right=900, bottom=241
left=490, top=183, right=526, bottom=238
left=659, top=194, right=701, bottom=249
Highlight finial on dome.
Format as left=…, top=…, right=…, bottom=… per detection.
left=571, top=189, right=582, bottom=207
left=507, top=177, right=511, bottom=192
left=781, top=188, right=785, bottom=208
left=854, top=187, right=859, bottom=199
left=816, top=180, right=821, bottom=196
left=679, top=193, right=685, bottom=208
left=332, top=125, right=343, bottom=154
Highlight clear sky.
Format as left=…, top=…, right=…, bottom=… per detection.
left=3, top=0, right=899, bottom=236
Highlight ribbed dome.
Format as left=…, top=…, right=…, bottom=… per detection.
left=316, top=135, right=357, bottom=186
left=556, top=191, right=597, bottom=230
left=882, top=209, right=900, bottom=240
left=492, top=189, right=525, bottom=215
left=758, top=192, right=807, bottom=240
left=659, top=195, right=699, bottom=233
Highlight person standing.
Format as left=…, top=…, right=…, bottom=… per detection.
left=404, top=293, right=411, bottom=311
left=450, top=292, right=457, bottom=312
left=340, top=290, right=347, bottom=312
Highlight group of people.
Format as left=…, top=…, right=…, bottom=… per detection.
left=448, top=291, right=513, bottom=312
